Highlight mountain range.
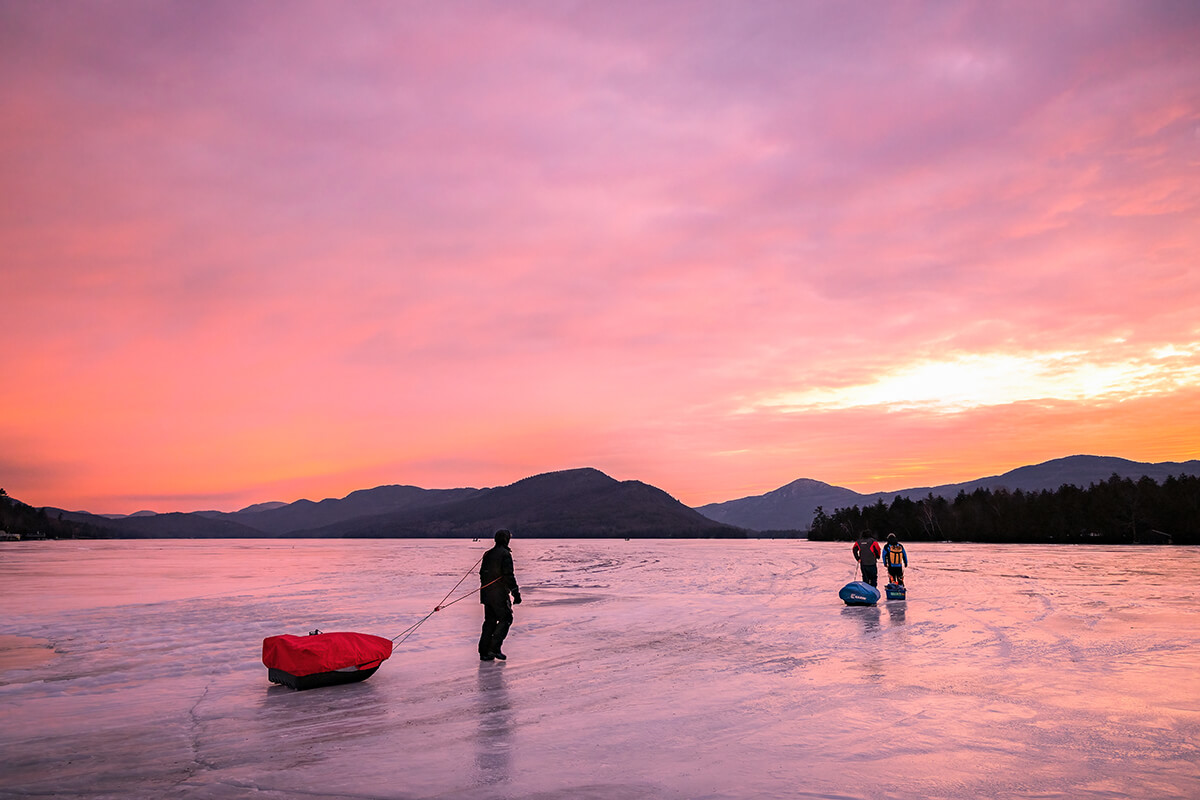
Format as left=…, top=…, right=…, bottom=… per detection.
left=50, top=468, right=744, bottom=539
left=695, top=455, right=1200, bottom=531
left=33, top=455, right=1200, bottom=539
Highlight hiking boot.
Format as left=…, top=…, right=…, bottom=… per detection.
left=480, top=652, right=495, bottom=661
left=491, top=651, right=507, bottom=661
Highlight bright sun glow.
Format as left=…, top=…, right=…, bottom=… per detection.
left=747, top=345, right=1200, bottom=414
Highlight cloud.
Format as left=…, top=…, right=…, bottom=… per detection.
left=742, top=343, right=1200, bottom=414
left=2, top=2, right=1199, bottom=510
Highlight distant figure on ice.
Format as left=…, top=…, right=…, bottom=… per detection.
left=479, top=529, right=521, bottom=662
left=882, top=533, right=908, bottom=586
left=852, top=531, right=882, bottom=587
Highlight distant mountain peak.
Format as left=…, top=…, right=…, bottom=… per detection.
left=521, top=466, right=613, bottom=480
left=491, top=467, right=621, bottom=498
left=773, top=478, right=838, bottom=496
left=695, top=455, right=1200, bottom=532
left=236, top=501, right=288, bottom=514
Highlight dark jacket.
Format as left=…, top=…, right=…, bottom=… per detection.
left=480, top=544, right=519, bottom=606
left=853, top=538, right=881, bottom=566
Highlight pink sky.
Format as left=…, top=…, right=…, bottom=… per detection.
left=3, top=2, right=1199, bottom=514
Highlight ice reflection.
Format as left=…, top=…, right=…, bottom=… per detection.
left=474, top=662, right=512, bottom=788
left=841, top=603, right=882, bottom=636
left=251, top=681, right=388, bottom=771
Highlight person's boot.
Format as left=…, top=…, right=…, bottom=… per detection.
left=480, top=652, right=495, bottom=661
left=491, top=651, right=507, bottom=660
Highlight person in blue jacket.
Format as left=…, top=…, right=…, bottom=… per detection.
left=882, top=533, right=908, bottom=586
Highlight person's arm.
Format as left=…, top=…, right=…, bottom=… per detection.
left=504, top=551, right=521, bottom=603
left=902, top=545, right=908, bottom=567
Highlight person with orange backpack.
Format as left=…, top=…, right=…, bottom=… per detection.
left=882, top=533, right=908, bottom=586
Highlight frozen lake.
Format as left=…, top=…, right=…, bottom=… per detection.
left=1, top=539, right=1198, bottom=799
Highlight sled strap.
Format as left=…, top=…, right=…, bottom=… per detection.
left=390, top=554, right=503, bottom=646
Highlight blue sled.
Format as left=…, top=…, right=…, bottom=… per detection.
left=885, top=583, right=907, bottom=600
left=840, top=581, right=881, bottom=606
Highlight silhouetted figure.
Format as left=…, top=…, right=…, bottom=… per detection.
left=479, top=529, right=521, bottom=661
left=852, top=531, right=881, bottom=587
left=882, top=532, right=908, bottom=586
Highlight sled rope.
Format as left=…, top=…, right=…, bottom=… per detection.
left=391, top=555, right=501, bottom=647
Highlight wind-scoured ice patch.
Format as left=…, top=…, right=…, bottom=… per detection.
left=0, top=635, right=58, bottom=674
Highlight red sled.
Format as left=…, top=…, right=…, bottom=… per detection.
left=263, top=631, right=393, bottom=690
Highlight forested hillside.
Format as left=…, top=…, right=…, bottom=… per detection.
left=807, top=474, right=1199, bottom=544
left=0, top=489, right=105, bottom=539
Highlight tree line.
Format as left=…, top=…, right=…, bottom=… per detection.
left=807, top=473, right=1200, bottom=545
left=0, top=489, right=107, bottom=540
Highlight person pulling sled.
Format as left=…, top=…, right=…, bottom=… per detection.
left=882, top=533, right=908, bottom=586
left=479, top=529, right=521, bottom=662
left=852, top=531, right=882, bottom=587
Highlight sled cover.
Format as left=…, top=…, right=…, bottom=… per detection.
left=262, top=631, right=393, bottom=677
left=839, top=581, right=881, bottom=606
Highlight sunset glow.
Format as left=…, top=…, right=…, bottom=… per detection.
left=749, top=344, right=1200, bottom=413
left=3, top=2, right=1199, bottom=513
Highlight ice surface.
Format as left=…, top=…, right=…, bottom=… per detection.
left=1, top=540, right=1198, bottom=799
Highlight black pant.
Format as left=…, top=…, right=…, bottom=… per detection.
left=888, top=566, right=904, bottom=585
left=479, top=602, right=513, bottom=655
left=860, top=564, right=878, bottom=587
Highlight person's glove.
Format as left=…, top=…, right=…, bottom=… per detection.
left=512, top=590, right=522, bottom=605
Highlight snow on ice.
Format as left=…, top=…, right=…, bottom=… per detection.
left=1, top=539, right=1198, bottom=799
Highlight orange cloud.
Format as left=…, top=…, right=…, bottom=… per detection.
left=3, top=3, right=1198, bottom=513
